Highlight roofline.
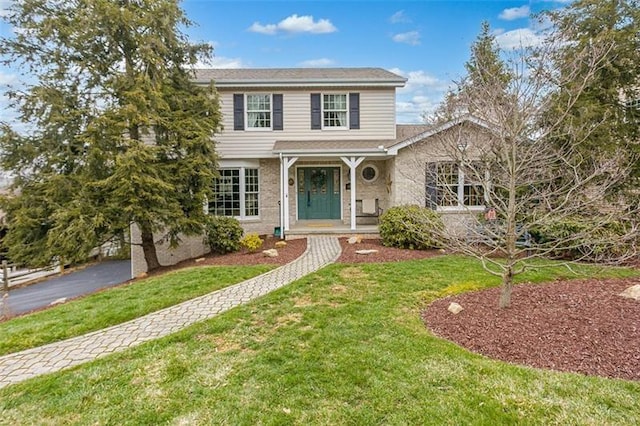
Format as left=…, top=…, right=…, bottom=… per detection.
left=387, top=115, right=494, bottom=155
left=272, top=148, right=391, bottom=157
left=192, top=67, right=407, bottom=88
left=196, top=80, right=406, bottom=89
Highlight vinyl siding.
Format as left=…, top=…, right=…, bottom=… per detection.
left=214, top=88, right=397, bottom=158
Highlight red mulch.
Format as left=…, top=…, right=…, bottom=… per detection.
left=337, top=237, right=443, bottom=263
left=423, top=278, right=640, bottom=381
left=147, top=237, right=308, bottom=276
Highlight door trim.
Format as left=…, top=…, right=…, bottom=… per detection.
left=295, top=164, right=343, bottom=222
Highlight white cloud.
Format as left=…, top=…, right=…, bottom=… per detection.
left=209, top=56, right=245, bottom=69
left=499, top=5, right=530, bottom=21
left=0, top=0, right=12, bottom=18
left=298, top=58, right=335, bottom=68
left=396, top=95, right=441, bottom=124
left=390, top=68, right=452, bottom=123
left=193, top=56, right=245, bottom=69
left=0, top=71, right=17, bottom=86
left=392, top=31, right=420, bottom=46
left=248, top=22, right=278, bottom=35
left=248, top=14, right=337, bottom=35
left=390, top=68, right=449, bottom=93
left=390, top=10, right=410, bottom=24
left=495, top=28, right=545, bottom=49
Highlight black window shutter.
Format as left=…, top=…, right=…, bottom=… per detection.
left=273, top=94, right=283, bottom=130
left=425, top=163, right=438, bottom=210
left=310, top=93, right=321, bottom=130
left=233, top=94, right=244, bottom=130
left=349, top=93, right=360, bottom=129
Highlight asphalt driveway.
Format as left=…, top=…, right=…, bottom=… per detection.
left=5, top=260, right=131, bottom=316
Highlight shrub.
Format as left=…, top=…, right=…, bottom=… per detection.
left=205, top=216, right=243, bottom=254
left=240, top=233, right=264, bottom=252
left=530, top=216, right=635, bottom=261
left=379, top=205, right=444, bottom=250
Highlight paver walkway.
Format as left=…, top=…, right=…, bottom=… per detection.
left=0, top=236, right=341, bottom=389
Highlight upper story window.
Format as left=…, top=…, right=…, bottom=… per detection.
left=311, top=93, right=360, bottom=130
left=246, top=94, right=271, bottom=129
left=233, top=93, right=283, bottom=131
left=323, top=94, right=347, bottom=128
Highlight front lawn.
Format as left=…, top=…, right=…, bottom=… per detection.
left=0, top=265, right=273, bottom=356
left=1, top=256, right=638, bottom=424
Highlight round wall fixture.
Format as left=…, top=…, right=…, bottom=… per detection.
left=361, top=164, right=379, bottom=183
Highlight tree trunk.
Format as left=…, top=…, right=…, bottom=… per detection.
left=499, top=266, right=513, bottom=308
left=139, top=222, right=161, bottom=271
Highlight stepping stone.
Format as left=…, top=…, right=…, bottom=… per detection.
left=355, top=249, right=378, bottom=255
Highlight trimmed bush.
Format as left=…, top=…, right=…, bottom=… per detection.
left=205, top=216, right=243, bottom=254
left=379, top=205, right=444, bottom=250
left=530, top=216, right=635, bottom=261
left=240, top=233, right=264, bottom=252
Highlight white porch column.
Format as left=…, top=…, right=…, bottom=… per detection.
left=282, top=156, right=298, bottom=232
left=279, top=155, right=284, bottom=238
left=340, top=156, right=365, bottom=230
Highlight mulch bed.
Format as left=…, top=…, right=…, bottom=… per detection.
left=155, top=237, right=309, bottom=272
left=423, top=277, right=640, bottom=381
left=337, top=237, right=443, bottom=263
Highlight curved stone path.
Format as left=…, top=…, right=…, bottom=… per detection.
left=0, top=236, right=341, bottom=389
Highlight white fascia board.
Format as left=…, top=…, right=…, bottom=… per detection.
left=272, top=150, right=392, bottom=157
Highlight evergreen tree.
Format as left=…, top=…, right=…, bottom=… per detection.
left=0, top=0, right=221, bottom=270
left=544, top=0, right=640, bottom=189
left=430, top=22, right=513, bottom=124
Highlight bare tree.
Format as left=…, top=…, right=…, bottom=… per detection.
left=399, top=33, right=638, bottom=308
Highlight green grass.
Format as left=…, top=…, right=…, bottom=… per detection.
left=1, top=256, right=639, bottom=424
left=0, top=265, right=272, bottom=356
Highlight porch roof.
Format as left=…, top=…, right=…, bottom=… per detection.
left=272, top=124, right=434, bottom=157
left=273, top=139, right=395, bottom=157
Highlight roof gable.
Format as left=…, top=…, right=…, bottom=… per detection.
left=388, top=115, right=495, bottom=155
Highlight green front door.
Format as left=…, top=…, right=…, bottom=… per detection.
left=297, top=167, right=341, bottom=220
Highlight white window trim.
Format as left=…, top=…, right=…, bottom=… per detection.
left=245, top=93, right=272, bottom=131
left=211, top=167, right=260, bottom=220
left=361, top=164, right=379, bottom=183
left=322, top=93, right=348, bottom=130
left=434, top=163, right=486, bottom=211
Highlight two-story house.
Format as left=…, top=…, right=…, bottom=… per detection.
left=130, top=68, right=492, bottom=275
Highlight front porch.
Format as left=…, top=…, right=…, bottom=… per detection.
left=285, top=220, right=379, bottom=239
left=275, top=145, right=393, bottom=236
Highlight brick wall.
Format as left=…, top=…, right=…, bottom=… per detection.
left=130, top=158, right=282, bottom=276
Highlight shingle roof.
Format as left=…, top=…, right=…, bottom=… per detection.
left=272, top=125, right=433, bottom=155
left=395, top=124, right=433, bottom=141
left=273, top=139, right=396, bottom=153
left=194, top=68, right=406, bottom=88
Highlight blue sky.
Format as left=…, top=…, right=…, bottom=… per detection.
left=0, top=0, right=571, bottom=124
